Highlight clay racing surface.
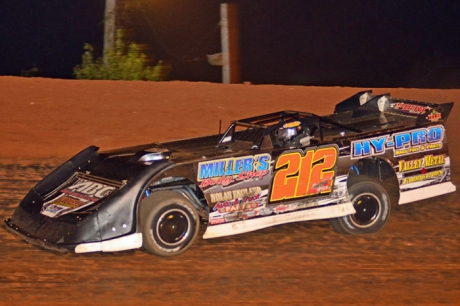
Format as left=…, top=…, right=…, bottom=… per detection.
left=1, top=77, right=459, bottom=305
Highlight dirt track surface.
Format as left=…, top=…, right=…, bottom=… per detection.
left=1, top=77, right=459, bottom=305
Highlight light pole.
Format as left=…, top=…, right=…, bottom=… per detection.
left=221, top=3, right=240, bottom=84
left=103, top=0, right=117, bottom=64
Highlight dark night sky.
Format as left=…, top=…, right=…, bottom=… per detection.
left=1, top=0, right=459, bottom=88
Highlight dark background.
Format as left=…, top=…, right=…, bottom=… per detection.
left=1, top=0, right=459, bottom=88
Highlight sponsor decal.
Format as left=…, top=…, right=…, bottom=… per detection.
left=43, top=204, right=65, bottom=214
left=391, top=102, right=432, bottom=115
left=211, top=187, right=262, bottom=213
left=274, top=204, right=290, bottom=214
left=309, top=179, right=333, bottom=194
left=240, top=210, right=258, bottom=220
left=224, top=212, right=240, bottom=222
left=215, top=201, right=259, bottom=213
left=209, top=217, right=225, bottom=225
left=210, top=187, right=262, bottom=203
left=42, top=177, right=117, bottom=218
left=402, top=170, right=444, bottom=185
left=272, top=200, right=325, bottom=215
left=427, top=110, right=442, bottom=122
left=257, top=207, right=273, bottom=216
left=210, top=190, right=233, bottom=203
left=351, top=125, right=444, bottom=158
left=398, top=154, right=445, bottom=173
left=198, top=153, right=270, bottom=187
left=270, top=146, right=338, bottom=202
left=215, top=209, right=260, bottom=224
left=274, top=204, right=288, bottom=214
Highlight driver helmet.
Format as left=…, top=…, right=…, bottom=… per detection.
left=278, top=121, right=302, bottom=143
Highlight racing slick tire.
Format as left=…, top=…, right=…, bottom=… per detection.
left=140, top=191, right=200, bottom=256
left=330, top=176, right=390, bottom=235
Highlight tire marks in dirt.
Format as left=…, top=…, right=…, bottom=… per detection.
left=0, top=162, right=459, bottom=305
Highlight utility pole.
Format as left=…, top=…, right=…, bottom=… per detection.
left=103, top=0, right=117, bottom=64
left=220, top=3, right=240, bottom=84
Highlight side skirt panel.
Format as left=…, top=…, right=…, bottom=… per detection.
left=203, top=202, right=355, bottom=239
left=399, top=181, right=456, bottom=205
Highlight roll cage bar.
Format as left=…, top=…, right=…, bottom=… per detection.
left=217, top=110, right=361, bottom=149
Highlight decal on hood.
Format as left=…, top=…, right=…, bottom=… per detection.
left=41, top=173, right=122, bottom=218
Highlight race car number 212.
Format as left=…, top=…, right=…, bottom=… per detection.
left=270, top=146, right=338, bottom=201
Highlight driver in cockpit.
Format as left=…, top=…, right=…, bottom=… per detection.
left=277, top=120, right=312, bottom=147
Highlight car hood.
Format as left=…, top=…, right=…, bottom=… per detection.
left=88, top=134, right=233, bottom=180
left=98, top=134, right=234, bottom=165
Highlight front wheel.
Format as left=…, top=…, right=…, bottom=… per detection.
left=140, top=191, right=200, bottom=256
left=330, top=176, right=390, bottom=235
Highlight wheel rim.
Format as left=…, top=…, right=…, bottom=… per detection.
left=350, top=193, right=381, bottom=228
left=156, top=209, right=190, bottom=245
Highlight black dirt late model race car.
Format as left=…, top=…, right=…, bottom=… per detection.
left=5, top=91, right=456, bottom=256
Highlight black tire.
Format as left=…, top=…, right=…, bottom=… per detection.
left=330, top=176, right=390, bottom=235
left=140, top=191, right=199, bottom=256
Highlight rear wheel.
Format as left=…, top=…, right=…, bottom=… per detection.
left=330, top=176, right=390, bottom=235
left=140, top=191, right=199, bottom=256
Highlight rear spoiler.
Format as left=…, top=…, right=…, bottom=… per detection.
left=334, top=90, right=454, bottom=124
